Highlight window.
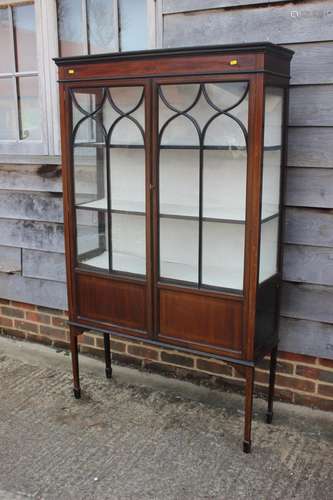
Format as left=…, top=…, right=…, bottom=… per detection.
left=0, top=0, right=46, bottom=154
left=57, top=0, right=155, bottom=57
left=0, top=0, right=157, bottom=158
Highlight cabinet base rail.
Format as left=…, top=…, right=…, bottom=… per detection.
left=69, top=323, right=278, bottom=454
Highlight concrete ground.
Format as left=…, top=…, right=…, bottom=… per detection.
left=0, top=337, right=332, bottom=500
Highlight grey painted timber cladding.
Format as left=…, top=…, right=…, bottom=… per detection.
left=281, top=282, right=333, bottom=324
left=163, top=0, right=285, bottom=14
left=283, top=244, right=333, bottom=287
left=289, top=86, right=333, bottom=127
left=163, top=1, right=333, bottom=47
left=287, top=42, right=333, bottom=85
left=0, top=165, right=62, bottom=192
left=285, top=168, right=333, bottom=208
left=287, top=128, right=333, bottom=168
left=22, top=250, right=66, bottom=283
left=279, top=317, right=333, bottom=359
left=284, top=208, right=333, bottom=248
left=0, top=273, right=67, bottom=310
left=0, top=246, right=21, bottom=273
left=0, top=218, right=64, bottom=253
left=0, top=191, right=63, bottom=223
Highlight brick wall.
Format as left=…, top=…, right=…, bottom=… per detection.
left=1, top=298, right=332, bottom=412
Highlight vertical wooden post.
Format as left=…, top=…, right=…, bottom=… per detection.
left=266, top=345, right=278, bottom=424
left=70, top=327, right=81, bottom=399
left=243, top=366, right=255, bottom=453
left=104, top=333, right=112, bottom=379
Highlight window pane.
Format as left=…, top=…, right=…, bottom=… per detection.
left=112, top=213, right=146, bottom=275
left=119, top=0, right=148, bottom=51
left=57, top=0, right=85, bottom=57
left=0, top=7, right=14, bottom=73
left=13, top=3, right=37, bottom=72
left=17, top=76, right=41, bottom=140
left=76, top=208, right=109, bottom=270
left=0, top=78, right=16, bottom=140
left=87, top=0, right=117, bottom=54
left=74, top=146, right=107, bottom=207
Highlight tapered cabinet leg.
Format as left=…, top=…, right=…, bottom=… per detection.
left=243, top=366, right=255, bottom=453
left=266, top=345, right=278, bottom=424
left=70, top=328, right=81, bottom=399
left=103, top=333, right=112, bottom=379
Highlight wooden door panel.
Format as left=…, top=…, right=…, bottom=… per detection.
left=158, top=288, right=243, bottom=353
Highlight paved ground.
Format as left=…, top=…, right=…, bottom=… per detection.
left=0, top=336, right=332, bottom=500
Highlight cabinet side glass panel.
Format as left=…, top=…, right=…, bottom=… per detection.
left=158, top=81, right=248, bottom=291
left=71, top=86, right=146, bottom=276
left=259, top=87, right=284, bottom=283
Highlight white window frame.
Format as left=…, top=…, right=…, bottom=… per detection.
left=0, top=0, right=159, bottom=162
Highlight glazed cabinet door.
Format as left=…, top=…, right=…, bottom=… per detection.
left=69, top=82, right=152, bottom=335
left=154, top=78, right=250, bottom=357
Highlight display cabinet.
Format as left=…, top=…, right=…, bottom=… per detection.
left=55, top=43, right=293, bottom=452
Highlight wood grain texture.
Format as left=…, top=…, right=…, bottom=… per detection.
left=284, top=208, right=333, bottom=248
left=0, top=164, right=62, bottom=192
left=0, top=218, right=64, bottom=253
left=163, top=0, right=284, bottom=14
left=0, top=273, right=67, bottom=309
left=285, top=168, right=333, bottom=208
left=279, top=316, right=333, bottom=360
left=281, top=282, right=333, bottom=323
left=289, top=86, right=333, bottom=127
left=0, top=246, right=21, bottom=274
left=0, top=191, right=63, bottom=223
left=287, top=42, right=333, bottom=85
left=283, top=244, right=333, bottom=286
left=163, top=1, right=333, bottom=47
left=22, top=249, right=66, bottom=283
left=287, top=127, right=333, bottom=168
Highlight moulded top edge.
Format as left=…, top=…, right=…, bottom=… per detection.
left=54, top=42, right=294, bottom=66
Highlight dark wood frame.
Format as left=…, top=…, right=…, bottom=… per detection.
left=55, top=43, right=293, bottom=453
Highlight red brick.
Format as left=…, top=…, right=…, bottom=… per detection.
left=26, top=311, right=51, bottom=325
left=11, top=301, right=35, bottom=310
left=96, top=337, right=126, bottom=353
left=26, top=333, right=53, bottom=346
left=1, top=328, right=26, bottom=340
left=51, top=316, right=67, bottom=328
left=318, top=369, right=333, bottom=384
left=1, top=307, right=24, bottom=319
left=40, top=325, right=66, bottom=340
left=0, top=316, right=14, bottom=327
left=37, top=305, right=62, bottom=315
left=278, top=351, right=317, bottom=365
left=78, top=334, right=95, bottom=346
left=295, top=365, right=319, bottom=380
left=161, top=351, right=194, bottom=368
left=294, top=393, right=333, bottom=412
left=318, top=384, right=333, bottom=398
left=127, top=344, right=159, bottom=360
left=196, top=358, right=233, bottom=376
left=318, top=358, right=333, bottom=369
left=257, top=358, right=294, bottom=375
left=255, top=370, right=269, bottom=384
left=14, top=320, right=38, bottom=333
left=276, top=374, right=315, bottom=393
left=0, top=299, right=10, bottom=305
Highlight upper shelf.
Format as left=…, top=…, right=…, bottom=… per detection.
left=73, top=142, right=281, bottom=151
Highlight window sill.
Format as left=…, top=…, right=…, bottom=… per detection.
left=0, top=155, right=61, bottom=165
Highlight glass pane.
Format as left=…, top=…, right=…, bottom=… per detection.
left=76, top=208, right=108, bottom=269
left=112, top=213, right=145, bottom=275
left=74, top=146, right=107, bottom=207
left=159, top=150, right=199, bottom=217
left=87, top=0, right=116, bottom=54
left=119, top=0, right=148, bottom=51
left=17, top=76, right=41, bottom=140
left=110, top=149, right=145, bottom=213
left=203, top=150, right=247, bottom=221
left=259, top=218, right=279, bottom=283
left=72, top=90, right=104, bottom=144
left=259, top=87, right=284, bottom=283
left=160, top=218, right=198, bottom=283
left=57, top=0, right=85, bottom=57
left=0, top=78, right=16, bottom=140
left=202, top=222, right=245, bottom=290
left=0, top=7, right=14, bottom=73
left=13, top=3, right=37, bottom=72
